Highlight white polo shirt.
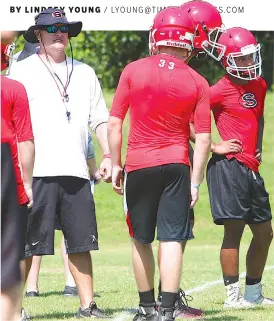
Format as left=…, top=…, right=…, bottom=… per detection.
left=9, top=54, right=109, bottom=179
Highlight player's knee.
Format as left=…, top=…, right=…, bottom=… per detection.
left=132, top=237, right=153, bottom=248
left=223, top=231, right=243, bottom=248
left=268, top=229, right=273, bottom=244
left=253, top=224, right=273, bottom=246
left=223, top=221, right=245, bottom=244
left=266, top=224, right=273, bottom=240
left=261, top=227, right=273, bottom=245
left=222, top=235, right=241, bottom=249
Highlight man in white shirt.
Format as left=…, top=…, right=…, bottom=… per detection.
left=9, top=8, right=111, bottom=318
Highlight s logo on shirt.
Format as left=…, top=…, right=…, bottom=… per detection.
left=240, top=93, right=258, bottom=108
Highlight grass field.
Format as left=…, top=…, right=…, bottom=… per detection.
left=22, top=91, right=274, bottom=321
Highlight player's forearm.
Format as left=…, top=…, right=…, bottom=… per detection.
left=18, top=140, right=35, bottom=187
left=191, top=133, right=211, bottom=185
left=190, top=122, right=196, bottom=143
left=87, top=157, right=98, bottom=177
left=257, top=116, right=264, bottom=153
left=190, top=123, right=216, bottom=152
left=94, top=122, right=110, bottom=155
left=188, top=142, right=194, bottom=166
left=107, top=119, right=123, bottom=167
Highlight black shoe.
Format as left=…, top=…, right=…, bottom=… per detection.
left=25, top=291, right=39, bottom=297
left=63, top=285, right=101, bottom=298
left=63, top=285, right=78, bottom=297
left=133, top=306, right=158, bottom=321
left=158, top=308, right=175, bottom=321
left=76, top=301, right=107, bottom=318
left=174, top=289, right=204, bottom=319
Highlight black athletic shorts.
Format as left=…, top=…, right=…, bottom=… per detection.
left=189, top=208, right=194, bottom=221
left=1, top=143, right=21, bottom=289
left=26, top=176, right=98, bottom=256
left=124, top=163, right=194, bottom=244
left=207, top=154, right=272, bottom=225
left=188, top=143, right=195, bottom=222
left=54, top=181, right=94, bottom=231
left=54, top=216, right=62, bottom=231
left=19, top=204, right=31, bottom=260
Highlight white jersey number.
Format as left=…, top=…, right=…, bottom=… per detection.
left=158, top=59, right=175, bottom=70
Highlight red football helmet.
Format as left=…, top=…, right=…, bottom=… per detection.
left=181, top=0, right=225, bottom=60
left=218, top=27, right=262, bottom=80
left=149, top=6, right=196, bottom=57
left=1, top=42, right=15, bottom=72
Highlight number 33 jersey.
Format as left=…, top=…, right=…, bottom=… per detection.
left=110, top=53, right=211, bottom=173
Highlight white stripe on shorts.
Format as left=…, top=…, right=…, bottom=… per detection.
left=123, top=171, right=128, bottom=216
left=90, top=180, right=94, bottom=195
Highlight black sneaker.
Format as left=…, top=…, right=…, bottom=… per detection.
left=63, top=285, right=101, bottom=297
left=25, top=291, right=39, bottom=297
left=158, top=308, right=175, bottom=321
left=63, top=285, right=78, bottom=297
left=76, top=301, right=107, bottom=318
left=133, top=306, right=158, bottom=321
left=174, top=289, right=204, bottom=319
left=156, top=289, right=204, bottom=319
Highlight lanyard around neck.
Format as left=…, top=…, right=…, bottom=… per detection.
left=38, top=54, right=72, bottom=122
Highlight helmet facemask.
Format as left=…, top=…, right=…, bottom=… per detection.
left=1, top=42, right=15, bottom=74
left=148, top=28, right=157, bottom=56
left=201, top=25, right=226, bottom=61
left=225, top=44, right=262, bottom=80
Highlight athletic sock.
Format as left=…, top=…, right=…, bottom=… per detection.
left=223, top=275, right=239, bottom=286
left=246, top=276, right=262, bottom=286
left=161, top=292, right=178, bottom=309
left=139, top=289, right=155, bottom=306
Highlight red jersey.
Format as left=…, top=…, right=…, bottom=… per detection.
left=210, top=75, right=267, bottom=172
left=110, top=54, right=211, bottom=172
left=1, top=76, right=34, bottom=204
left=1, top=118, right=14, bottom=145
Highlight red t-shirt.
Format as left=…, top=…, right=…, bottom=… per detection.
left=1, top=76, right=34, bottom=204
left=110, top=54, right=211, bottom=172
left=1, top=118, right=14, bottom=145
left=210, top=75, right=267, bottom=172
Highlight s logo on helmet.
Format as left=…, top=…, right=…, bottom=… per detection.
left=240, top=93, right=258, bottom=108
left=52, top=10, right=63, bottom=18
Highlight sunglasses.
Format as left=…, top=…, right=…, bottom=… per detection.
left=42, top=25, right=69, bottom=34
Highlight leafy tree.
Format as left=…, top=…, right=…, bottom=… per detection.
left=70, top=31, right=149, bottom=89
left=14, top=30, right=273, bottom=90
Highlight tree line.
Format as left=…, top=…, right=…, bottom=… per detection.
left=15, top=31, right=274, bottom=91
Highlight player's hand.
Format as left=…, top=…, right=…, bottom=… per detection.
left=212, top=139, right=242, bottom=155
left=190, top=185, right=199, bottom=208
left=255, top=149, right=262, bottom=164
left=91, top=170, right=102, bottom=185
left=99, top=157, right=112, bottom=183
left=24, top=184, right=33, bottom=209
left=112, top=165, right=124, bottom=195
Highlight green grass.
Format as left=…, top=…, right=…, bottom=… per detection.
left=23, top=91, right=274, bottom=320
